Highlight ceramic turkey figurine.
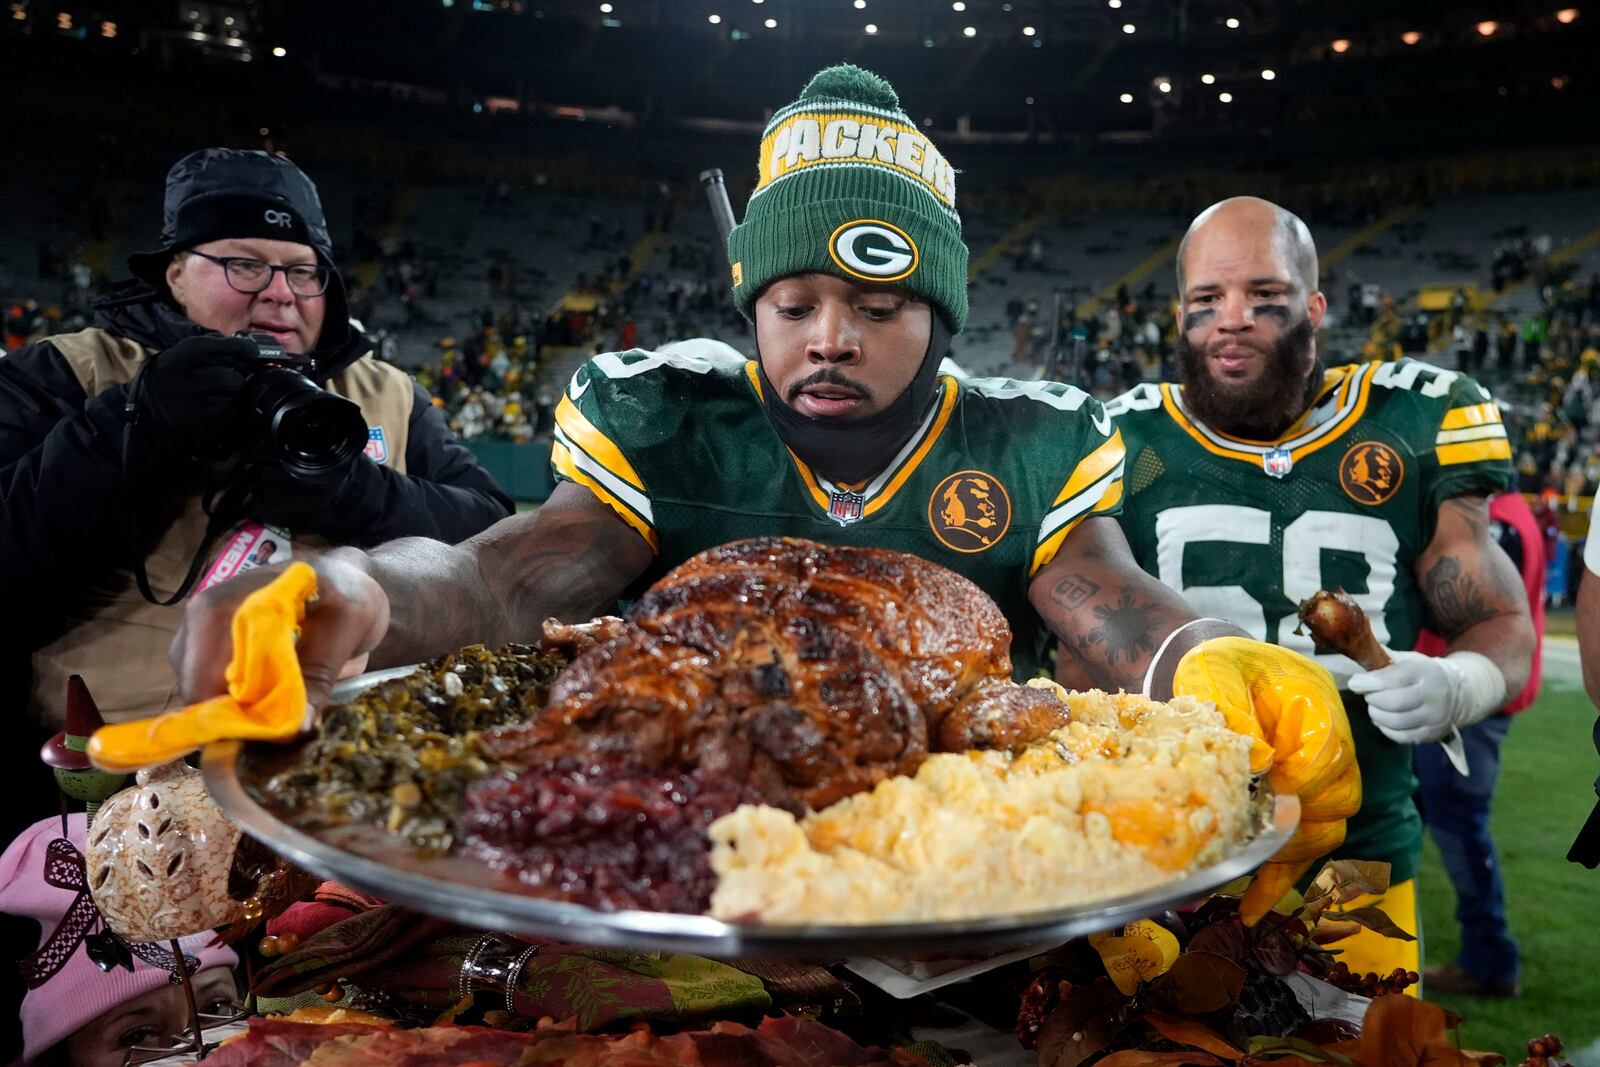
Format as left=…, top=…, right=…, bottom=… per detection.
left=40, top=676, right=127, bottom=821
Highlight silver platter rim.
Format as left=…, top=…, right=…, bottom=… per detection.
left=200, top=667, right=1298, bottom=956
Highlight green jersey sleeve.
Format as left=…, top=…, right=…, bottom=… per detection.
left=1424, top=372, right=1514, bottom=517
left=1016, top=386, right=1127, bottom=575
left=550, top=350, right=665, bottom=552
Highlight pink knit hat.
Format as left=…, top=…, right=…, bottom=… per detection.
left=0, top=814, right=238, bottom=1062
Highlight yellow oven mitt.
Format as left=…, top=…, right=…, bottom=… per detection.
left=88, top=563, right=318, bottom=772
left=1171, top=636, right=1363, bottom=925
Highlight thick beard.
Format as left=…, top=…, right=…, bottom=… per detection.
left=1177, top=318, right=1321, bottom=439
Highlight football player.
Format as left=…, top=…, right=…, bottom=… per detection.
left=1097, top=196, right=1535, bottom=979
left=165, top=73, right=1359, bottom=924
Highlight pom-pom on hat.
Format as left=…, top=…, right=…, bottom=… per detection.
left=726, top=64, right=969, bottom=332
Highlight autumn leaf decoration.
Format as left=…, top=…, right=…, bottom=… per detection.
left=1024, top=860, right=1505, bottom=1067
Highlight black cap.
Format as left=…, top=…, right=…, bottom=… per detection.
left=128, top=148, right=355, bottom=358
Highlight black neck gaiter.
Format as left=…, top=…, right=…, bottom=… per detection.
left=756, top=318, right=952, bottom=485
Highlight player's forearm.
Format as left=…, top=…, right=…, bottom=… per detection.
left=1031, top=517, right=1244, bottom=694
left=330, top=536, right=502, bottom=666
left=1417, top=494, right=1536, bottom=706
left=1437, top=612, right=1533, bottom=708
left=356, top=489, right=654, bottom=665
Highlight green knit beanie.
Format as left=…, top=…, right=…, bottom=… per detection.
left=727, top=64, right=968, bottom=333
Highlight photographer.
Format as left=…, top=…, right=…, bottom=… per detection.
left=0, top=148, right=512, bottom=730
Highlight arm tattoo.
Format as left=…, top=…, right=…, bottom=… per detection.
left=1048, top=572, right=1101, bottom=611
left=1073, top=587, right=1164, bottom=666
left=1423, top=555, right=1498, bottom=637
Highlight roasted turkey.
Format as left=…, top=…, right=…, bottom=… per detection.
left=481, top=537, right=1071, bottom=813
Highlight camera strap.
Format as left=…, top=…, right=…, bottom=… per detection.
left=122, top=419, right=251, bottom=607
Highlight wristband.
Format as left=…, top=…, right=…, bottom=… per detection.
left=1442, top=650, right=1508, bottom=726
left=1142, top=618, right=1230, bottom=697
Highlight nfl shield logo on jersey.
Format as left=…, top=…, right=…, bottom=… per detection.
left=1262, top=447, right=1293, bottom=479
left=827, top=490, right=866, bottom=526
left=364, top=426, right=388, bottom=463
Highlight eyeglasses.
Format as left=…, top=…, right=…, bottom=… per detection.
left=120, top=1002, right=250, bottom=1066
left=186, top=250, right=329, bottom=296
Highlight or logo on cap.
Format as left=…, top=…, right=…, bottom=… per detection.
left=929, top=469, right=1010, bottom=552
left=263, top=209, right=294, bottom=229
left=829, top=219, right=918, bottom=283
left=1339, top=440, right=1404, bottom=505
left=731, top=261, right=744, bottom=288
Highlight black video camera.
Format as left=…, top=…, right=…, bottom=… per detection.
left=235, top=331, right=367, bottom=480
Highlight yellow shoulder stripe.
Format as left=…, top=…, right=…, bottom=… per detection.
left=1436, top=439, right=1513, bottom=466
left=555, top=395, right=646, bottom=492
left=1050, top=430, right=1125, bottom=508
left=1029, top=476, right=1123, bottom=576
left=551, top=441, right=660, bottom=551
left=864, top=377, right=959, bottom=517
left=1440, top=402, right=1502, bottom=430
left=1161, top=365, right=1375, bottom=466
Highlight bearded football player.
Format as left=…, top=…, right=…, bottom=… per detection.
left=1098, top=196, right=1536, bottom=983
left=172, top=73, right=1363, bottom=925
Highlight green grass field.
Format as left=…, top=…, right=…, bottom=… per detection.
left=1416, top=644, right=1600, bottom=1060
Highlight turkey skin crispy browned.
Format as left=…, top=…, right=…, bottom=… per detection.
left=481, top=537, right=1070, bottom=812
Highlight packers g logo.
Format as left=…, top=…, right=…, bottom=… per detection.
left=828, top=220, right=919, bottom=283
left=1339, top=441, right=1404, bottom=506
left=929, top=470, right=1011, bottom=552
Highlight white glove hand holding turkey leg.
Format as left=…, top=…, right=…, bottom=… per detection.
left=1347, top=650, right=1507, bottom=745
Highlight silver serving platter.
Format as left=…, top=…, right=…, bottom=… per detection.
left=202, top=667, right=1298, bottom=956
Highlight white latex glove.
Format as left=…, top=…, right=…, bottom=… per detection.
left=1347, top=649, right=1506, bottom=745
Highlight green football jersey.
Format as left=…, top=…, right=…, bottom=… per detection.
left=551, top=340, right=1126, bottom=679
left=1106, top=358, right=1514, bottom=881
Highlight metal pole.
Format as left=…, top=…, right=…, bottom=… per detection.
left=699, top=168, right=737, bottom=249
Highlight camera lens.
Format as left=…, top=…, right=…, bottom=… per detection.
left=244, top=367, right=368, bottom=479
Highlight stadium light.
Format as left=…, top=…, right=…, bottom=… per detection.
left=1331, top=38, right=1350, bottom=52
left=1122, top=22, right=1135, bottom=33
left=865, top=22, right=876, bottom=32
left=598, top=2, right=611, bottom=10
left=272, top=45, right=287, bottom=56
left=1120, top=92, right=1134, bottom=103
left=1108, top=0, right=1122, bottom=7
left=854, top=0, right=866, bottom=7
left=1023, top=25, right=1036, bottom=36
left=1557, top=8, right=1579, bottom=22
left=1476, top=20, right=1497, bottom=35
left=1402, top=29, right=1422, bottom=44
left=1260, top=68, right=1276, bottom=79
left=1225, top=16, right=1240, bottom=28
left=963, top=24, right=976, bottom=36
left=764, top=16, right=776, bottom=26
left=1157, top=79, right=1172, bottom=92
left=708, top=13, right=721, bottom=23
left=1200, top=72, right=1215, bottom=84
left=952, top=1, right=965, bottom=9
left=1219, top=91, right=1233, bottom=102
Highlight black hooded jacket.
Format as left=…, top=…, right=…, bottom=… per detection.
left=0, top=282, right=513, bottom=649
